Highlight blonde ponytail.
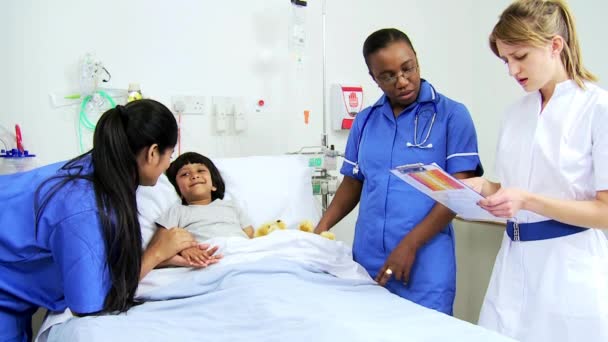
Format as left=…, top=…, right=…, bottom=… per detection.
left=489, top=0, right=597, bottom=88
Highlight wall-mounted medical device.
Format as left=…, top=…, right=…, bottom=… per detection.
left=330, top=84, right=363, bottom=131
left=48, top=53, right=127, bottom=153
left=211, top=96, right=247, bottom=135
left=288, top=145, right=341, bottom=213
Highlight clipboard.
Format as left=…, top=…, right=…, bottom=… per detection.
left=390, top=163, right=506, bottom=223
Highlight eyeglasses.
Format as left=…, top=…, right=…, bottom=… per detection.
left=376, top=64, right=418, bottom=85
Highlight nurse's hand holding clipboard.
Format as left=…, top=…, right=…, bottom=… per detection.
left=477, top=188, right=528, bottom=218
left=463, top=177, right=526, bottom=218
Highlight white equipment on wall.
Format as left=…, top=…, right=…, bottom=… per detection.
left=330, top=84, right=364, bottom=131
left=233, top=97, right=246, bottom=133
left=213, top=97, right=229, bottom=133
left=48, top=53, right=127, bottom=152
left=211, top=96, right=247, bottom=135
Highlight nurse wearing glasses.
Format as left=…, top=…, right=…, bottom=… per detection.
left=315, top=28, right=483, bottom=314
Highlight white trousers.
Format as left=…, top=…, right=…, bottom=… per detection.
left=479, top=229, right=608, bottom=342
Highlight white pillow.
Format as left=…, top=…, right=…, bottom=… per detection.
left=216, top=155, right=321, bottom=229
left=137, top=154, right=321, bottom=248
left=137, top=174, right=180, bottom=248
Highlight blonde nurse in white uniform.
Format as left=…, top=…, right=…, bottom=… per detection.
left=465, top=1, right=608, bottom=341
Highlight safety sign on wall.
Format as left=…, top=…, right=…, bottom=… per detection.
left=330, top=84, right=363, bottom=130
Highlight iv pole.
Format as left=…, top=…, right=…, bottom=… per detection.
left=319, top=0, right=330, bottom=212
left=289, top=0, right=336, bottom=213
left=321, top=0, right=328, bottom=149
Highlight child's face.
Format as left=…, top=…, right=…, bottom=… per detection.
left=175, top=163, right=215, bottom=203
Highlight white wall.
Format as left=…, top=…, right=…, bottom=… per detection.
left=2, top=0, right=305, bottom=162
left=0, top=0, right=476, bottom=164
left=3, top=0, right=608, bottom=327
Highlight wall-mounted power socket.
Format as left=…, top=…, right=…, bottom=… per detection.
left=171, top=96, right=206, bottom=115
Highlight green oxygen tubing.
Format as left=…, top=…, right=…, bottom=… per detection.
left=77, top=90, right=116, bottom=152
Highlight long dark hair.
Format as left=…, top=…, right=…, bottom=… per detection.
left=362, top=28, right=416, bottom=69
left=35, top=99, right=177, bottom=313
left=165, top=152, right=225, bottom=205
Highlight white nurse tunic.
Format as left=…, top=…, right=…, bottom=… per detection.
left=478, top=80, right=608, bottom=342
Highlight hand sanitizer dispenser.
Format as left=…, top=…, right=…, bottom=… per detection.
left=330, top=84, right=363, bottom=131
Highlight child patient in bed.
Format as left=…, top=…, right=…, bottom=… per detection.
left=156, top=152, right=254, bottom=264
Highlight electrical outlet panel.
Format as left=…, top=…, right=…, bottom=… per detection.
left=212, top=97, right=229, bottom=132
left=233, top=97, right=246, bottom=132
left=209, top=96, right=248, bottom=134
left=171, top=96, right=206, bottom=115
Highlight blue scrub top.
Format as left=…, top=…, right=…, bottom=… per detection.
left=0, top=155, right=110, bottom=341
left=341, top=80, right=482, bottom=314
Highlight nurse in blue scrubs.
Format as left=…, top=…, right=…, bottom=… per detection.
left=315, top=28, right=483, bottom=314
left=0, top=99, right=211, bottom=342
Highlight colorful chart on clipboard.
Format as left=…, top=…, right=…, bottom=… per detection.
left=390, top=163, right=506, bottom=223
left=407, top=169, right=465, bottom=191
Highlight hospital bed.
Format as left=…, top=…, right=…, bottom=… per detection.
left=35, top=155, right=514, bottom=342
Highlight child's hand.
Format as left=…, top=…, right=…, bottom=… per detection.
left=243, top=226, right=254, bottom=239
left=179, top=244, right=223, bottom=267
left=196, top=243, right=223, bottom=266
left=180, top=246, right=209, bottom=266
left=162, top=254, right=204, bottom=268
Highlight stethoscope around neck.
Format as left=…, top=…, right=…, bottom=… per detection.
left=405, top=101, right=437, bottom=149
left=345, top=84, right=439, bottom=176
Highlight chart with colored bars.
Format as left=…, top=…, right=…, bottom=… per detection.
left=408, top=169, right=464, bottom=191
left=391, top=163, right=505, bottom=222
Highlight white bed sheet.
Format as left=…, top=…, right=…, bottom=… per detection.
left=38, top=231, right=514, bottom=342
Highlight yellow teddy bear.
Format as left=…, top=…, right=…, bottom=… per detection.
left=254, top=219, right=335, bottom=240
left=298, top=220, right=314, bottom=232
left=254, top=219, right=287, bottom=237
left=298, top=220, right=335, bottom=240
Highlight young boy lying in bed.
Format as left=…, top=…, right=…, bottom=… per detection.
left=156, top=152, right=254, bottom=265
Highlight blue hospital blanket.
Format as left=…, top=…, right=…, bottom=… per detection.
left=38, top=231, right=514, bottom=342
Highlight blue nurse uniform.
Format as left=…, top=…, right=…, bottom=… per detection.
left=0, top=155, right=110, bottom=341
left=341, top=80, right=482, bottom=314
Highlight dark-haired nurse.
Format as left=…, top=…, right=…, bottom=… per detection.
left=315, top=28, right=483, bottom=315
left=0, top=99, right=217, bottom=342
